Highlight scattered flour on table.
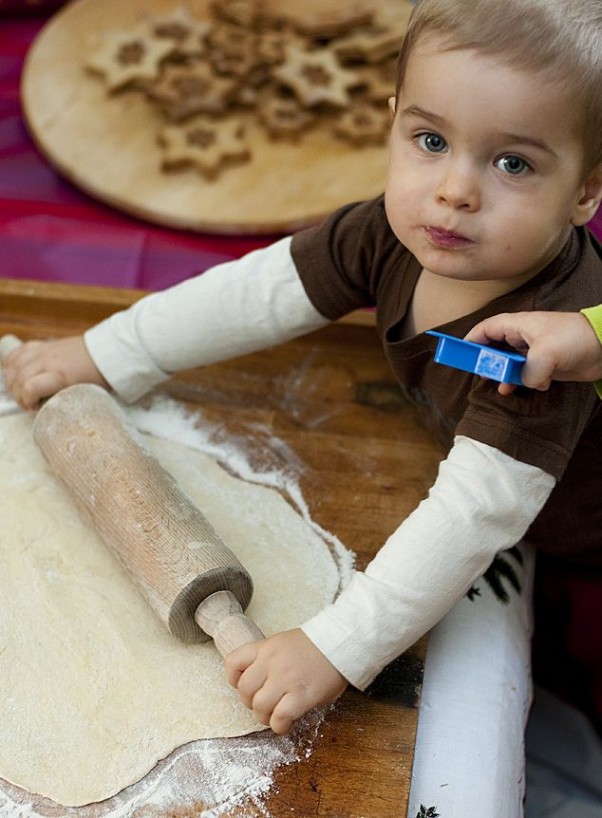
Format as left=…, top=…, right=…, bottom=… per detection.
left=0, top=395, right=354, bottom=817
left=0, top=709, right=327, bottom=818
left=126, top=396, right=355, bottom=589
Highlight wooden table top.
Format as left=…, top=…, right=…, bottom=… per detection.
left=0, top=278, right=443, bottom=818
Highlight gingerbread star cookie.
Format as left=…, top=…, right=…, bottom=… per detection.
left=333, top=104, right=390, bottom=145
left=145, top=60, right=237, bottom=120
left=208, top=26, right=262, bottom=80
left=85, top=0, right=404, bottom=182
left=256, top=29, right=289, bottom=68
left=273, top=46, right=361, bottom=108
left=258, top=91, right=316, bottom=140
left=158, top=115, right=251, bottom=179
left=145, top=7, right=211, bottom=60
left=86, top=26, right=177, bottom=92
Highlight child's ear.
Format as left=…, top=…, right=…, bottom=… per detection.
left=388, top=96, right=396, bottom=119
left=571, top=166, right=602, bottom=226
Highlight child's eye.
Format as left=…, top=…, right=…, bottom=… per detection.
left=495, top=155, right=531, bottom=175
left=416, top=132, right=447, bottom=153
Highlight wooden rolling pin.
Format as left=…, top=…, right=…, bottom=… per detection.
left=0, top=335, right=263, bottom=656
left=34, top=383, right=265, bottom=654
left=34, top=383, right=264, bottom=653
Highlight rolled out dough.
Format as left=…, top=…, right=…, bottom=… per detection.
left=0, top=412, right=340, bottom=807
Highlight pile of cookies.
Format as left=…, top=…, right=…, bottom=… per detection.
left=85, top=0, right=405, bottom=180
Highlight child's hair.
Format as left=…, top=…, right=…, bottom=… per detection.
left=395, top=0, right=602, bottom=174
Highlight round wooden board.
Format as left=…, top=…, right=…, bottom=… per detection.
left=21, top=0, right=412, bottom=235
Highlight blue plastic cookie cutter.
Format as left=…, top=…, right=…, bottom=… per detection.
left=426, top=330, right=526, bottom=385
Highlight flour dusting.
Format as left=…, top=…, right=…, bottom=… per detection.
left=125, top=396, right=355, bottom=589
left=0, top=395, right=353, bottom=817
left=0, top=709, right=328, bottom=818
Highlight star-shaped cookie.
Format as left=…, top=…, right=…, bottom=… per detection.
left=273, top=46, right=361, bottom=108
left=158, top=116, right=251, bottom=179
left=333, top=103, right=389, bottom=145
left=86, top=26, right=177, bottom=92
left=145, top=60, right=237, bottom=120
left=145, top=7, right=212, bottom=60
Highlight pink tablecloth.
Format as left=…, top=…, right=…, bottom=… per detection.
left=0, top=15, right=275, bottom=291
left=1, top=14, right=601, bottom=292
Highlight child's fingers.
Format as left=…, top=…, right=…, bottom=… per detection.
left=0, top=334, right=22, bottom=360
left=2, top=340, right=44, bottom=373
left=3, top=342, right=50, bottom=391
left=224, top=643, right=268, bottom=709
left=269, top=691, right=311, bottom=735
left=224, top=642, right=256, bottom=685
left=519, top=353, right=555, bottom=391
left=464, top=315, right=514, bottom=346
left=463, top=325, right=489, bottom=345
left=249, top=678, right=284, bottom=728
left=250, top=682, right=309, bottom=734
left=497, top=382, right=517, bottom=396
left=465, top=316, right=532, bottom=356
left=12, top=368, right=67, bottom=409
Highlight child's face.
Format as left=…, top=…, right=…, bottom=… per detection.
left=385, top=38, right=599, bottom=288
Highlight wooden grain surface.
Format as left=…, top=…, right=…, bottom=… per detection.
left=0, top=278, right=443, bottom=818
left=21, top=0, right=413, bottom=234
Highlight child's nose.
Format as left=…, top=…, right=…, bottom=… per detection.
left=436, top=161, right=481, bottom=211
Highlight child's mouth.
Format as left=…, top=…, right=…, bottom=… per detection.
left=425, top=226, right=473, bottom=249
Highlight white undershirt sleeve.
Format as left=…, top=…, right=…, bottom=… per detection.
left=301, top=435, right=556, bottom=690
left=84, top=237, right=328, bottom=403
left=84, top=244, right=556, bottom=692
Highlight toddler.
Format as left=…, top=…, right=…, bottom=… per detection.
left=4, top=0, right=601, bottom=814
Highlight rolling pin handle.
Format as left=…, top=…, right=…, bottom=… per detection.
left=195, top=590, right=264, bottom=658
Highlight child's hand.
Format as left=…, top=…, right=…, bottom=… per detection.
left=2, top=336, right=108, bottom=410
left=465, top=311, right=602, bottom=395
left=225, top=628, right=348, bottom=734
